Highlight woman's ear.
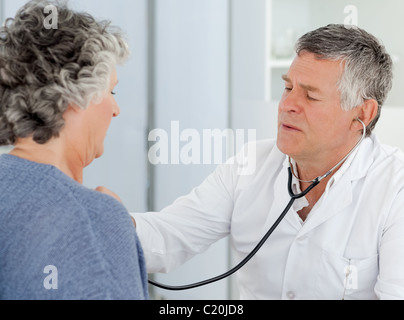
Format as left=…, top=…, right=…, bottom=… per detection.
left=62, top=104, right=85, bottom=131
left=65, top=104, right=83, bottom=114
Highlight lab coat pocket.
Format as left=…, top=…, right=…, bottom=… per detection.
left=316, top=250, right=379, bottom=300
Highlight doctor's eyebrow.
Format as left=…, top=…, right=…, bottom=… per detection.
left=282, top=74, right=321, bottom=93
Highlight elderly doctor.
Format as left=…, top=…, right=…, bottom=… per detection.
left=130, top=24, right=404, bottom=300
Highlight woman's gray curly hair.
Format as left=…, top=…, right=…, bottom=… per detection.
left=0, top=0, right=130, bottom=145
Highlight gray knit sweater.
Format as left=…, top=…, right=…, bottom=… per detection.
left=0, top=154, right=149, bottom=300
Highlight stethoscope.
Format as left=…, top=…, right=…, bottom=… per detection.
left=149, top=119, right=367, bottom=291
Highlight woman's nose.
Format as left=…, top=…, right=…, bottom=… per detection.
left=112, top=104, right=120, bottom=117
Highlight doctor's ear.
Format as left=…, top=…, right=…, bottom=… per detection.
left=355, top=99, right=378, bottom=128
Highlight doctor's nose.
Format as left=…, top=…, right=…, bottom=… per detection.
left=279, top=88, right=303, bottom=114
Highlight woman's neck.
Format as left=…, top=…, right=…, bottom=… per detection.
left=9, top=137, right=84, bottom=184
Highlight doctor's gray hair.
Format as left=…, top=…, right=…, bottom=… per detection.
left=296, top=24, right=393, bottom=137
left=0, top=0, right=129, bottom=145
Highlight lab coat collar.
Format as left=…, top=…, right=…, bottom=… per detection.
left=283, top=135, right=374, bottom=185
left=279, top=135, right=376, bottom=235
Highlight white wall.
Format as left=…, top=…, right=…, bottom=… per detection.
left=151, top=0, right=231, bottom=300
left=231, top=0, right=278, bottom=142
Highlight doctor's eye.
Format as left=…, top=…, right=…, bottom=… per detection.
left=111, top=91, right=116, bottom=96
left=306, top=94, right=320, bottom=102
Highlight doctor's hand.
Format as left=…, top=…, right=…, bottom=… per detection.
left=95, top=186, right=122, bottom=203
left=95, top=186, right=137, bottom=227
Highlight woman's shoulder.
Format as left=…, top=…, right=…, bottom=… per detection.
left=0, top=154, right=130, bottom=227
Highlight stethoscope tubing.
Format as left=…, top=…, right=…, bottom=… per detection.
left=148, top=168, right=311, bottom=291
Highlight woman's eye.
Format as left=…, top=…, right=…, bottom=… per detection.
left=111, top=91, right=116, bottom=95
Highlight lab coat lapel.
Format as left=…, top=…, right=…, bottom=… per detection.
left=298, top=175, right=353, bottom=237
left=297, top=137, right=375, bottom=237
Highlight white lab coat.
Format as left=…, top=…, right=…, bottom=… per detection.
left=132, top=135, right=404, bottom=300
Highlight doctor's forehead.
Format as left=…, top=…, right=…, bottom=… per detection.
left=282, top=54, right=343, bottom=89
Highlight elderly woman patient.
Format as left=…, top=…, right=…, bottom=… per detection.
left=0, top=0, right=149, bottom=300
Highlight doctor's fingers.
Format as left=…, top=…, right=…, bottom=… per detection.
left=95, top=186, right=123, bottom=203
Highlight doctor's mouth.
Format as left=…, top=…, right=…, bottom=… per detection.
left=280, top=123, right=303, bottom=133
